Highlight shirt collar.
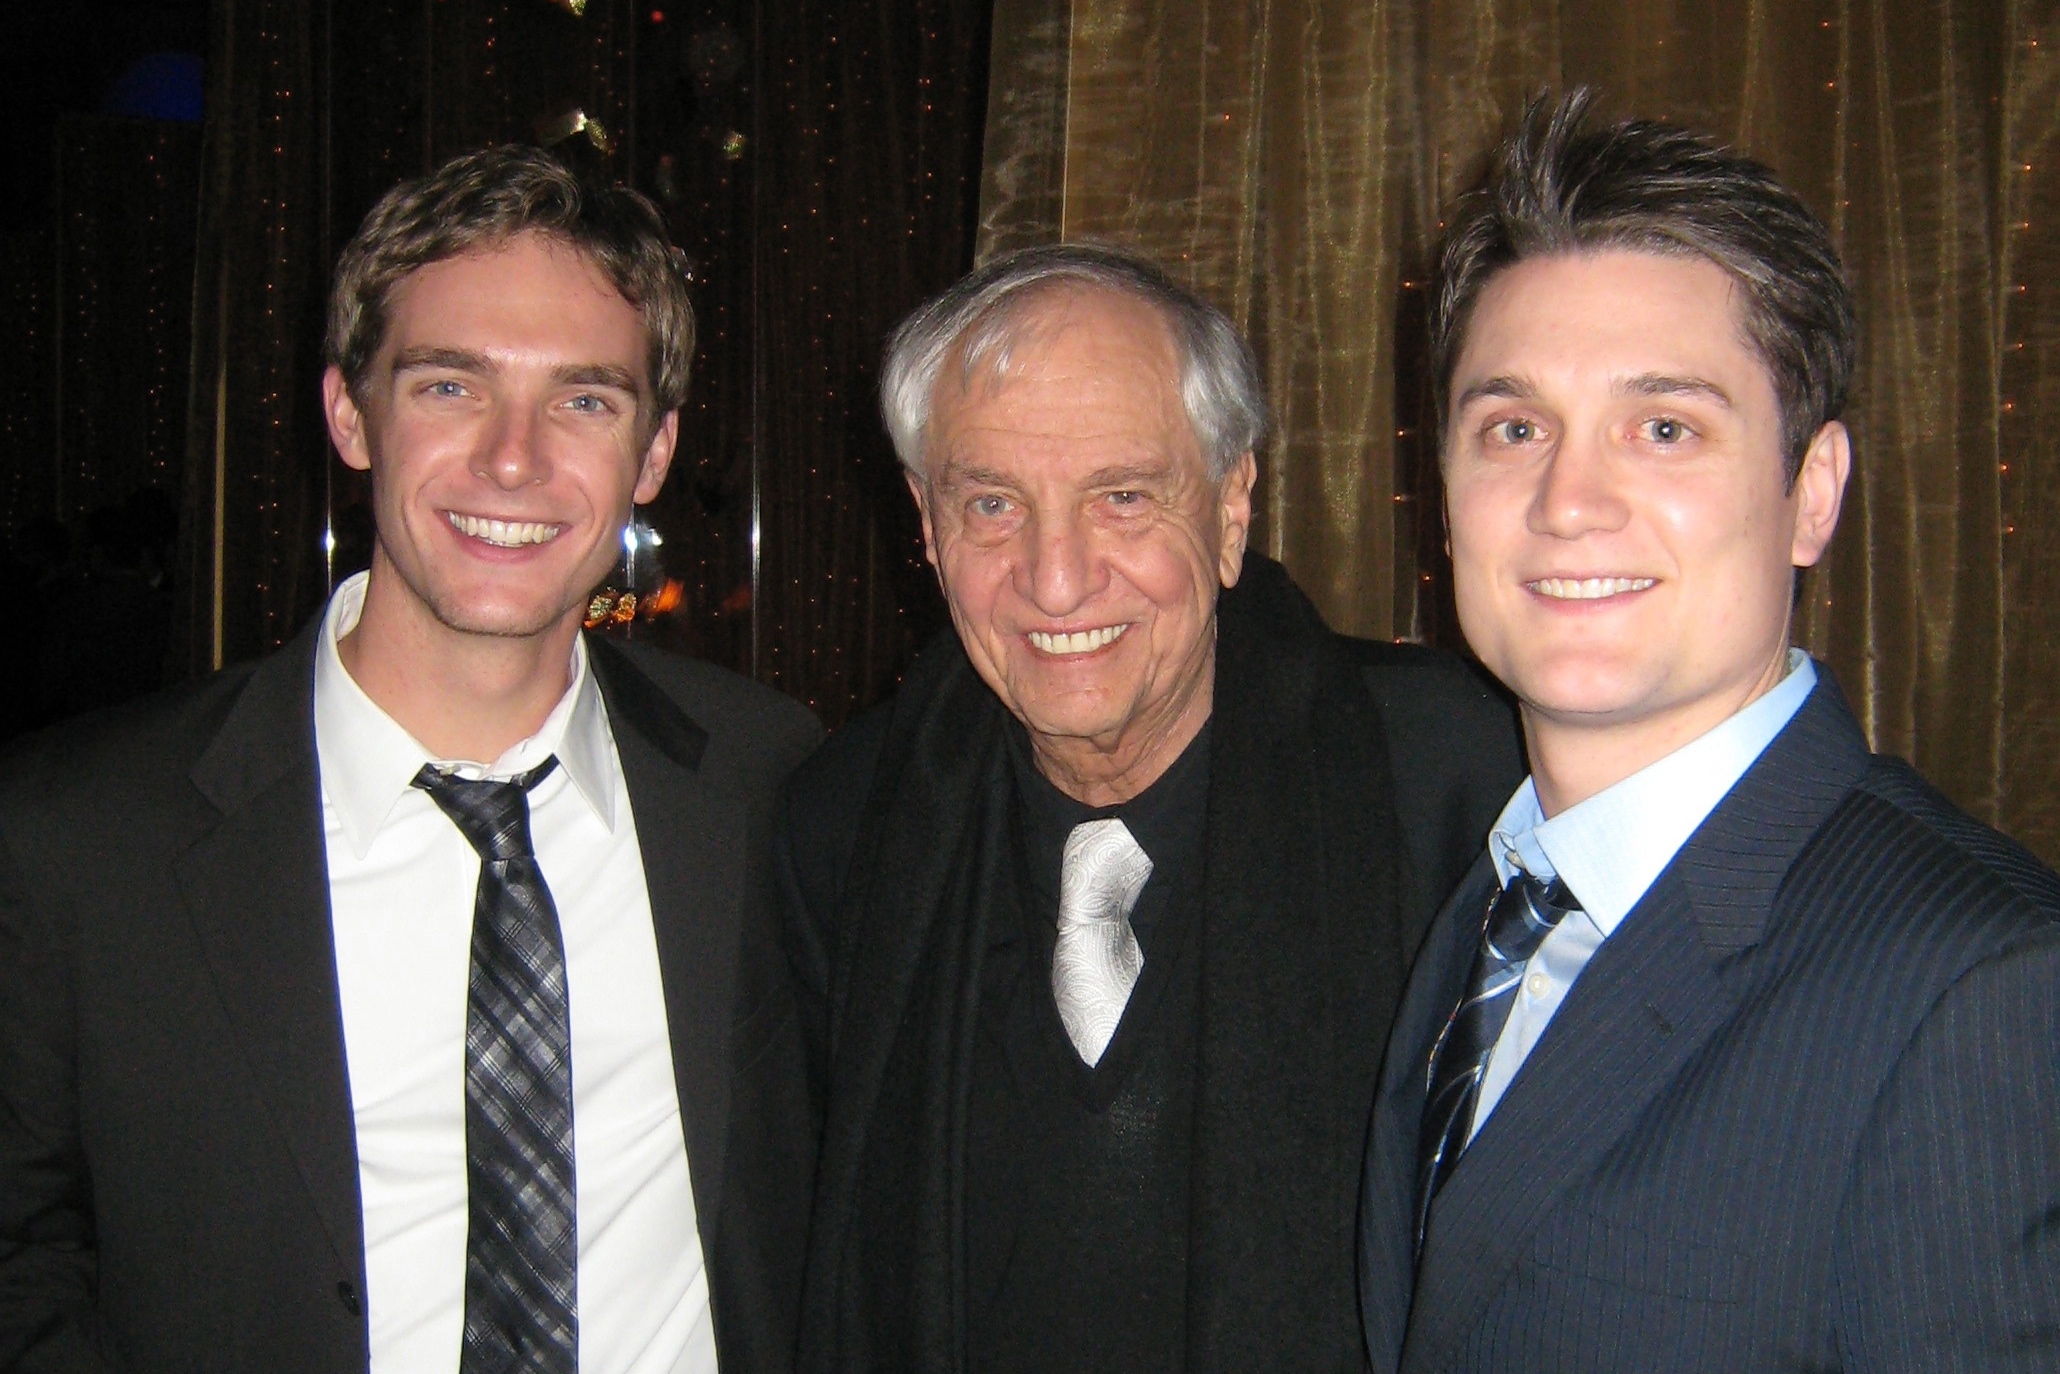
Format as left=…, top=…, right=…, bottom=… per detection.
left=1488, top=649, right=1817, bottom=934
left=1004, top=716, right=1212, bottom=908
left=313, top=571, right=619, bottom=859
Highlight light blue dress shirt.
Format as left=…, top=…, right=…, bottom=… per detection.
left=1467, top=650, right=1818, bottom=1141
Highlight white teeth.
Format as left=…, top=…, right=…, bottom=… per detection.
left=447, top=512, right=562, bottom=547
left=1529, top=576, right=1657, bottom=600
left=1027, top=624, right=1129, bottom=656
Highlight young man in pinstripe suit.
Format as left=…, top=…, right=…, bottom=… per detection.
left=1359, top=90, right=2060, bottom=1372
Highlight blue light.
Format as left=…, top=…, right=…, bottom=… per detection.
left=103, top=53, right=204, bottom=125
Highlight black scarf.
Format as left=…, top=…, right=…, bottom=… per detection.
left=799, top=554, right=1409, bottom=1373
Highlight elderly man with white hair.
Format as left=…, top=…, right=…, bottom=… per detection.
left=773, top=244, right=1522, bottom=1374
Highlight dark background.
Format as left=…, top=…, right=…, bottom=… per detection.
left=0, top=0, right=990, bottom=739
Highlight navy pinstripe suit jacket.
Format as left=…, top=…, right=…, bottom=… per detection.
left=1359, top=667, right=2060, bottom=1372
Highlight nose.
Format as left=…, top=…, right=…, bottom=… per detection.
left=1018, top=505, right=1102, bottom=617
left=1528, top=427, right=1630, bottom=540
left=474, top=403, right=551, bottom=489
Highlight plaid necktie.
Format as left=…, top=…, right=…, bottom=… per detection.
left=1414, top=867, right=1581, bottom=1253
left=415, top=757, right=577, bottom=1374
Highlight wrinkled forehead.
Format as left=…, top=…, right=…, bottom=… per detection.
left=925, top=366, right=1208, bottom=499
left=941, top=283, right=1186, bottom=415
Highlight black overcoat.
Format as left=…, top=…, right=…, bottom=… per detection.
left=778, top=556, right=1523, bottom=1373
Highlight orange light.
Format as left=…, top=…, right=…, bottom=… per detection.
left=644, top=578, right=685, bottom=616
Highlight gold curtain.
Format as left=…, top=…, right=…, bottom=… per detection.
left=978, top=0, right=2060, bottom=863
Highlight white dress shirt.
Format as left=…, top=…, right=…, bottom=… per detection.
left=314, top=572, right=716, bottom=1373
left=1469, top=649, right=1818, bottom=1140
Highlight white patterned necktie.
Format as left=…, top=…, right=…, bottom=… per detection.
left=1052, top=817, right=1154, bottom=1067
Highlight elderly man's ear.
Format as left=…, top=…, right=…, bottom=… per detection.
left=1218, top=451, right=1257, bottom=588
left=907, top=471, right=939, bottom=568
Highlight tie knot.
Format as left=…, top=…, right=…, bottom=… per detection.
left=1483, top=869, right=1581, bottom=968
left=1057, top=817, right=1154, bottom=927
left=412, top=756, right=560, bottom=863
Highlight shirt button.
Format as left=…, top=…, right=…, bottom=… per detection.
left=1525, top=971, right=1549, bottom=998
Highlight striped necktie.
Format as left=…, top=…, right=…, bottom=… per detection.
left=1415, top=868, right=1581, bottom=1254
left=415, top=757, right=578, bottom=1374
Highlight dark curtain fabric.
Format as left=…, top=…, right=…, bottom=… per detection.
left=0, top=229, right=54, bottom=535
left=978, top=0, right=2060, bottom=864
left=576, top=0, right=988, bottom=721
left=176, top=0, right=327, bottom=677
left=178, top=0, right=987, bottom=728
left=54, top=118, right=200, bottom=527
left=746, top=0, right=989, bottom=722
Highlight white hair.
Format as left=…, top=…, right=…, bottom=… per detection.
left=880, top=243, right=1268, bottom=481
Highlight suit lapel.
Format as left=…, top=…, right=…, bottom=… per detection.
left=1405, top=867, right=1739, bottom=1369
left=586, top=639, right=738, bottom=1227
left=174, top=624, right=364, bottom=1277
left=1361, top=856, right=1498, bottom=1370
left=1402, top=673, right=1874, bottom=1371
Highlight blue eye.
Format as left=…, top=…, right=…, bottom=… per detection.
left=1644, top=417, right=1689, bottom=443
left=1107, top=490, right=1144, bottom=506
left=430, top=380, right=466, bottom=398
left=970, top=495, right=1010, bottom=518
left=568, top=393, right=609, bottom=413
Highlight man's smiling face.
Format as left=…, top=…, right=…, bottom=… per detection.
left=1442, top=248, right=1845, bottom=791
left=324, top=230, right=675, bottom=648
left=913, top=287, right=1253, bottom=801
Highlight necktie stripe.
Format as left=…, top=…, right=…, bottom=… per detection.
left=415, top=757, right=578, bottom=1374
left=1464, top=969, right=1523, bottom=1005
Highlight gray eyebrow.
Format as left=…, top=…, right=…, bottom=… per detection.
left=931, top=458, right=1181, bottom=495
left=932, top=462, right=1018, bottom=491
left=1080, top=461, right=1175, bottom=487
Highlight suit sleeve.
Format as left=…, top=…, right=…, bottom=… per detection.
left=1833, top=933, right=2060, bottom=1370
left=698, top=694, right=823, bottom=1374
left=771, top=790, right=832, bottom=1137
left=0, top=823, right=119, bottom=1370
left=771, top=707, right=889, bottom=1130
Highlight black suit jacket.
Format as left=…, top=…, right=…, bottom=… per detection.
left=0, top=622, right=820, bottom=1373
left=779, top=557, right=1524, bottom=1373
left=1360, top=669, right=2060, bottom=1372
